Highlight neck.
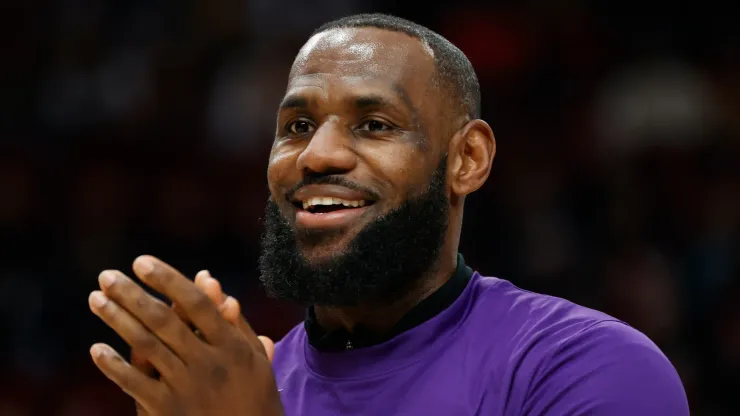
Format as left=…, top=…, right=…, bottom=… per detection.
left=313, top=244, right=459, bottom=334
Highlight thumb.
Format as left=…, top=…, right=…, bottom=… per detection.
left=258, top=335, right=275, bottom=362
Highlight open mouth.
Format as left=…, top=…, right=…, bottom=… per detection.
left=294, top=197, right=375, bottom=214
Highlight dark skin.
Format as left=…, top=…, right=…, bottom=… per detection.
left=89, top=27, right=495, bottom=414
left=89, top=258, right=283, bottom=415
left=269, top=27, right=495, bottom=332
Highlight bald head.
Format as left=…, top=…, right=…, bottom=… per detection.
left=302, top=13, right=481, bottom=121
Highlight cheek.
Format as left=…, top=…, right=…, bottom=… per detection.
left=364, top=147, right=428, bottom=201
left=384, top=147, right=428, bottom=183
left=267, top=146, right=303, bottom=196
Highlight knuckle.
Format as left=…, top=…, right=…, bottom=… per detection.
left=189, top=291, right=213, bottom=314
left=178, top=322, right=197, bottom=345
left=119, top=372, right=139, bottom=392
left=131, top=332, right=159, bottom=354
left=156, top=268, right=173, bottom=285
left=229, top=338, right=255, bottom=366
left=146, top=302, right=171, bottom=331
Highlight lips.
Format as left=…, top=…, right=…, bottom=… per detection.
left=301, top=197, right=367, bottom=212
left=290, top=184, right=377, bottom=228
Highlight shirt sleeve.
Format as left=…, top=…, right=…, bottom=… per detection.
left=522, top=320, right=689, bottom=415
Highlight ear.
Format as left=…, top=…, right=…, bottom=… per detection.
left=448, top=119, right=496, bottom=197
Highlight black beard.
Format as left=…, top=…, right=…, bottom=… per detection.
left=258, top=158, right=449, bottom=307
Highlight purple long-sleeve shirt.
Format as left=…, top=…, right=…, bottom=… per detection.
left=272, top=272, right=689, bottom=415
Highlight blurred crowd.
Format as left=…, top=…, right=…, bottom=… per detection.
left=2, top=1, right=739, bottom=415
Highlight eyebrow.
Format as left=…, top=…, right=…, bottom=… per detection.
left=352, top=94, right=404, bottom=113
left=278, top=84, right=424, bottom=138
left=354, top=84, right=421, bottom=122
left=278, top=95, right=308, bottom=110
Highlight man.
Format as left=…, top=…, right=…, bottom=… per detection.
left=88, top=13, right=689, bottom=415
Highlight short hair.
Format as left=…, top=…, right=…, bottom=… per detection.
left=311, top=13, right=481, bottom=120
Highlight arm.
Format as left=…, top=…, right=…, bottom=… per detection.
left=523, top=321, right=689, bottom=415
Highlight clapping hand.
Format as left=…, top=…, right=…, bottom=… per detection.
left=131, top=269, right=275, bottom=381
left=88, top=256, right=283, bottom=415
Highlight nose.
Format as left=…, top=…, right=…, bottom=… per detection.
left=296, top=121, right=357, bottom=175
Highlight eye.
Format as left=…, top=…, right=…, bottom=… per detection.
left=287, top=120, right=315, bottom=135
left=357, top=119, right=391, bottom=132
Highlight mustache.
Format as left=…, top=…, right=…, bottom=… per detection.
left=285, top=174, right=382, bottom=202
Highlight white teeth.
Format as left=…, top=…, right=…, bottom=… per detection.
left=301, top=197, right=368, bottom=210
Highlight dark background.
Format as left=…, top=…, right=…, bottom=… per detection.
left=2, top=1, right=739, bottom=415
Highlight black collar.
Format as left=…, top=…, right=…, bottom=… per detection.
left=305, top=254, right=473, bottom=351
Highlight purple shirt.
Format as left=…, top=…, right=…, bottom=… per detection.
left=272, top=273, right=689, bottom=415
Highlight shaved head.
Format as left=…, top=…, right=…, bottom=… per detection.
left=311, top=13, right=481, bottom=120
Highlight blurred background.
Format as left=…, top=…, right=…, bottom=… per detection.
left=1, top=1, right=739, bottom=414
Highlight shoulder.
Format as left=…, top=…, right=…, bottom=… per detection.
left=469, top=274, right=619, bottom=341
left=524, top=320, right=689, bottom=415
left=470, top=275, right=688, bottom=415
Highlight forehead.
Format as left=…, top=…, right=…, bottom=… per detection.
left=288, top=28, right=437, bottom=103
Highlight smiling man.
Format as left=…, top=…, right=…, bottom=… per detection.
left=256, top=13, right=688, bottom=415
left=89, top=13, right=689, bottom=416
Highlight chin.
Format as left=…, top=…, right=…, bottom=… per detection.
left=298, top=246, right=345, bottom=265
left=295, top=228, right=358, bottom=262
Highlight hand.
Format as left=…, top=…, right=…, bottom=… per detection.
left=191, top=271, right=275, bottom=362
left=129, top=271, right=276, bottom=414
left=130, top=271, right=275, bottom=385
left=88, top=255, right=284, bottom=415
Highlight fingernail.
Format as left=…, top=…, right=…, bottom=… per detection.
left=135, top=256, right=155, bottom=275
left=98, top=271, right=115, bottom=289
left=90, top=344, right=105, bottom=359
left=196, top=270, right=212, bottom=282
left=89, top=291, right=108, bottom=309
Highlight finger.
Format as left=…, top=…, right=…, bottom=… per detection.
left=195, top=270, right=225, bottom=305
left=258, top=336, right=275, bottom=362
left=218, top=295, right=242, bottom=324
left=176, top=271, right=226, bottom=341
left=135, top=299, right=185, bottom=381
left=172, top=303, right=191, bottom=327
left=132, top=256, right=235, bottom=344
left=89, top=291, right=185, bottom=380
left=90, top=343, right=167, bottom=412
left=219, top=296, right=268, bottom=356
left=98, top=271, right=201, bottom=362
left=201, top=272, right=242, bottom=328
left=131, top=349, right=157, bottom=378
left=190, top=270, right=226, bottom=329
